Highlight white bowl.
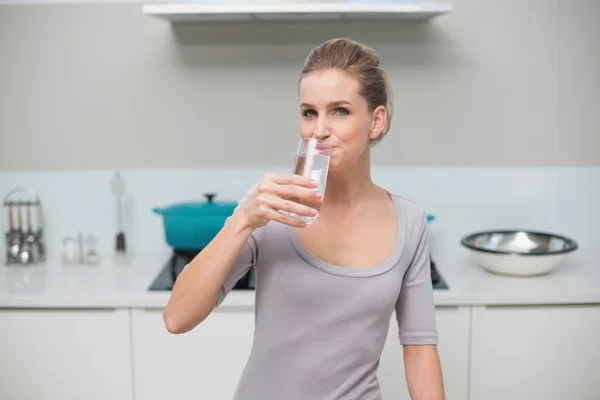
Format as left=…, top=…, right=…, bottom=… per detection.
left=461, top=230, right=578, bottom=276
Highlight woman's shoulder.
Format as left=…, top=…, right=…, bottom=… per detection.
left=386, top=192, right=428, bottom=226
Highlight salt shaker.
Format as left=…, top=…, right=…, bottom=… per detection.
left=62, top=237, right=80, bottom=266
left=85, top=235, right=99, bottom=265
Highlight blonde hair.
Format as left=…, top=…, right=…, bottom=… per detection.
left=300, top=38, right=394, bottom=146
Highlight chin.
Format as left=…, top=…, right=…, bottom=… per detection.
left=327, top=159, right=342, bottom=172
left=326, top=151, right=346, bottom=172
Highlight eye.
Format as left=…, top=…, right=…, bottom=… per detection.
left=302, top=109, right=317, bottom=118
left=334, top=108, right=350, bottom=116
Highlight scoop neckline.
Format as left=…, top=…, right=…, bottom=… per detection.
left=286, top=195, right=407, bottom=278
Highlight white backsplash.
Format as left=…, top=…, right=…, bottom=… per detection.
left=1, top=167, right=598, bottom=264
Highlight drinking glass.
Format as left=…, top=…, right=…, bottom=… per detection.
left=281, top=138, right=331, bottom=224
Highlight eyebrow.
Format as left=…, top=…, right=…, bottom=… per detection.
left=300, top=100, right=353, bottom=108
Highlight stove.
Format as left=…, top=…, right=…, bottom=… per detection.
left=430, top=257, right=449, bottom=290
left=149, top=250, right=449, bottom=291
left=149, top=250, right=255, bottom=291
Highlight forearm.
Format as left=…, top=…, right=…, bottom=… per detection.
left=403, top=344, right=445, bottom=400
left=162, top=211, right=254, bottom=334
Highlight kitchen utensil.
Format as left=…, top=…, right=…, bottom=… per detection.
left=2, top=187, right=46, bottom=266
left=5, top=201, right=21, bottom=259
left=110, top=172, right=127, bottom=258
left=460, top=230, right=578, bottom=276
left=28, top=200, right=43, bottom=262
left=153, top=193, right=237, bottom=251
left=18, top=202, right=31, bottom=265
left=2, top=201, right=12, bottom=236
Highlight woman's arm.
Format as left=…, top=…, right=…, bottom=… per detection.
left=394, top=207, right=443, bottom=398
left=162, top=210, right=255, bottom=335
left=163, top=174, right=320, bottom=335
left=404, top=344, right=445, bottom=400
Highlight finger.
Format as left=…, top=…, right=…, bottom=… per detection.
left=258, top=192, right=318, bottom=218
left=257, top=178, right=321, bottom=203
left=267, top=173, right=318, bottom=188
left=300, top=197, right=323, bottom=210
left=272, top=184, right=322, bottom=204
left=264, top=208, right=307, bottom=228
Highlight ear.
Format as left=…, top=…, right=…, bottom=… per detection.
left=368, top=105, right=387, bottom=141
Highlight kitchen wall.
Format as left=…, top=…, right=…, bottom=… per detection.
left=1, top=0, right=599, bottom=168
left=1, top=0, right=599, bottom=260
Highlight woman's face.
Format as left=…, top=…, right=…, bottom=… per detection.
left=298, top=69, right=386, bottom=171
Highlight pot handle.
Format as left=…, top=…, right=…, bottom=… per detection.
left=204, top=193, right=217, bottom=203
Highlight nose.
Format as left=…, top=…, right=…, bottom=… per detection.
left=313, top=117, right=331, bottom=140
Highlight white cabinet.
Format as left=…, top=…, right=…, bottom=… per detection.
left=131, top=307, right=255, bottom=400
left=3, top=302, right=598, bottom=400
left=470, top=305, right=600, bottom=400
left=0, top=308, right=133, bottom=400
left=378, top=306, right=471, bottom=400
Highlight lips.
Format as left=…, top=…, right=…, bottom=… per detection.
left=316, top=143, right=334, bottom=152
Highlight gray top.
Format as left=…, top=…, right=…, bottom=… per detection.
left=216, top=193, right=438, bottom=400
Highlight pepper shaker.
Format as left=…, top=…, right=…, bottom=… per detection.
left=85, top=235, right=99, bottom=265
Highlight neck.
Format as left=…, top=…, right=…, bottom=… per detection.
left=322, top=150, right=375, bottom=209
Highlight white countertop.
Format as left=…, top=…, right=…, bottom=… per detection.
left=0, top=249, right=599, bottom=309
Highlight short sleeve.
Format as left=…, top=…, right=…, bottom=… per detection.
left=215, top=233, right=258, bottom=306
left=215, top=181, right=260, bottom=307
left=395, top=213, right=438, bottom=345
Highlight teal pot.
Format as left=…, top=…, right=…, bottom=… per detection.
left=153, top=193, right=238, bottom=251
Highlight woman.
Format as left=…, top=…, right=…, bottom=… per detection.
left=163, top=38, right=445, bottom=400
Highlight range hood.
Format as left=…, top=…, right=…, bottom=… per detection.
left=142, top=1, right=452, bottom=23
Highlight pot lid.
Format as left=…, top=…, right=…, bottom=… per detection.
left=154, top=193, right=238, bottom=217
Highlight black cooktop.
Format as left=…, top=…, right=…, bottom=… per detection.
left=149, top=250, right=449, bottom=291
left=148, top=250, right=254, bottom=291
left=430, top=258, right=449, bottom=290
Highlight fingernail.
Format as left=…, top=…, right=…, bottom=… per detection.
left=299, top=222, right=307, bottom=228
left=311, top=180, right=318, bottom=186
left=315, top=192, right=323, bottom=199
left=311, top=209, right=318, bottom=216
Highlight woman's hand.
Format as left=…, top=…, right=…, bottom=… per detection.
left=237, top=173, right=322, bottom=229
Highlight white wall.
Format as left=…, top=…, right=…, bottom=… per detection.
left=0, top=0, right=599, bottom=169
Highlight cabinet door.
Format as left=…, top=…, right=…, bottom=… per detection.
left=470, top=305, right=600, bottom=400
left=0, top=309, right=133, bottom=400
left=378, top=306, right=470, bottom=400
left=131, top=308, right=255, bottom=400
